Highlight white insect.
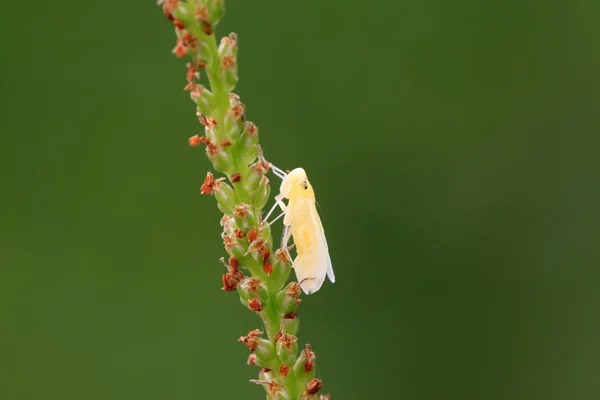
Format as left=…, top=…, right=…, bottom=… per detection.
left=263, top=164, right=335, bottom=294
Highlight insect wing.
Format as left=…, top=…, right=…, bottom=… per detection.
left=309, top=201, right=335, bottom=283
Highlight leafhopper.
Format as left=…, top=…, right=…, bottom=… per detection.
left=263, top=164, right=335, bottom=294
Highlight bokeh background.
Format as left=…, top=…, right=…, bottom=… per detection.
left=1, top=0, right=599, bottom=399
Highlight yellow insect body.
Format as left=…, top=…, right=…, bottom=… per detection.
left=275, top=168, right=335, bottom=294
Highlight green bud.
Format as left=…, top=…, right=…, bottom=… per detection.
left=273, top=389, right=291, bottom=400
left=236, top=280, right=253, bottom=302
left=214, top=182, right=237, bottom=213
left=193, top=85, right=214, bottom=116
left=254, top=337, right=276, bottom=365
left=238, top=277, right=270, bottom=303
left=243, top=167, right=262, bottom=192
left=233, top=204, right=257, bottom=230
left=222, top=63, right=238, bottom=93
left=238, top=122, right=259, bottom=166
left=293, top=344, right=316, bottom=382
left=258, top=367, right=272, bottom=382
left=253, top=176, right=270, bottom=210
left=270, top=249, right=292, bottom=290
left=255, top=281, right=270, bottom=303
left=208, top=148, right=233, bottom=174
left=282, top=314, right=300, bottom=336
left=276, top=282, right=301, bottom=315
left=224, top=237, right=246, bottom=260
left=218, top=34, right=239, bottom=91
left=276, top=334, right=298, bottom=366
left=207, top=0, right=225, bottom=25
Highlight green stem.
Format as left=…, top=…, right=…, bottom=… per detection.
left=160, top=2, right=325, bottom=398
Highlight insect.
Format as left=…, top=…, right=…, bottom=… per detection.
left=262, top=164, right=335, bottom=294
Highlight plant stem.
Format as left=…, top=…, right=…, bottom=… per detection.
left=157, top=1, right=328, bottom=398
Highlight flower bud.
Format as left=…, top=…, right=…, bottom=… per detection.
left=253, top=176, right=270, bottom=210
left=250, top=379, right=289, bottom=400
left=214, top=181, right=237, bottom=213
left=219, top=34, right=239, bottom=92
left=273, top=388, right=291, bottom=400
left=243, top=166, right=262, bottom=192
left=270, top=248, right=292, bottom=289
left=200, top=1, right=224, bottom=26
left=276, top=282, right=301, bottom=315
left=293, top=344, right=316, bottom=381
left=236, top=279, right=252, bottom=302
left=282, top=313, right=300, bottom=336
left=276, top=333, right=298, bottom=366
left=208, top=147, right=232, bottom=174
left=257, top=368, right=272, bottom=382
left=233, top=203, right=257, bottom=230
left=254, top=337, right=276, bottom=365
left=189, top=84, right=213, bottom=116
left=222, top=59, right=238, bottom=92
left=222, top=234, right=246, bottom=260
left=237, top=121, right=259, bottom=166
left=239, top=277, right=269, bottom=303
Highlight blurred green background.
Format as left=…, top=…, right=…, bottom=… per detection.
left=1, top=0, right=599, bottom=399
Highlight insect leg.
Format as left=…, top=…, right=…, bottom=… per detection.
left=262, top=194, right=287, bottom=223
left=262, top=202, right=280, bottom=224
left=281, top=224, right=294, bottom=265
left=269, top=163, right=287, bottom=180
left=261, top=210, right=286, bottom=229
